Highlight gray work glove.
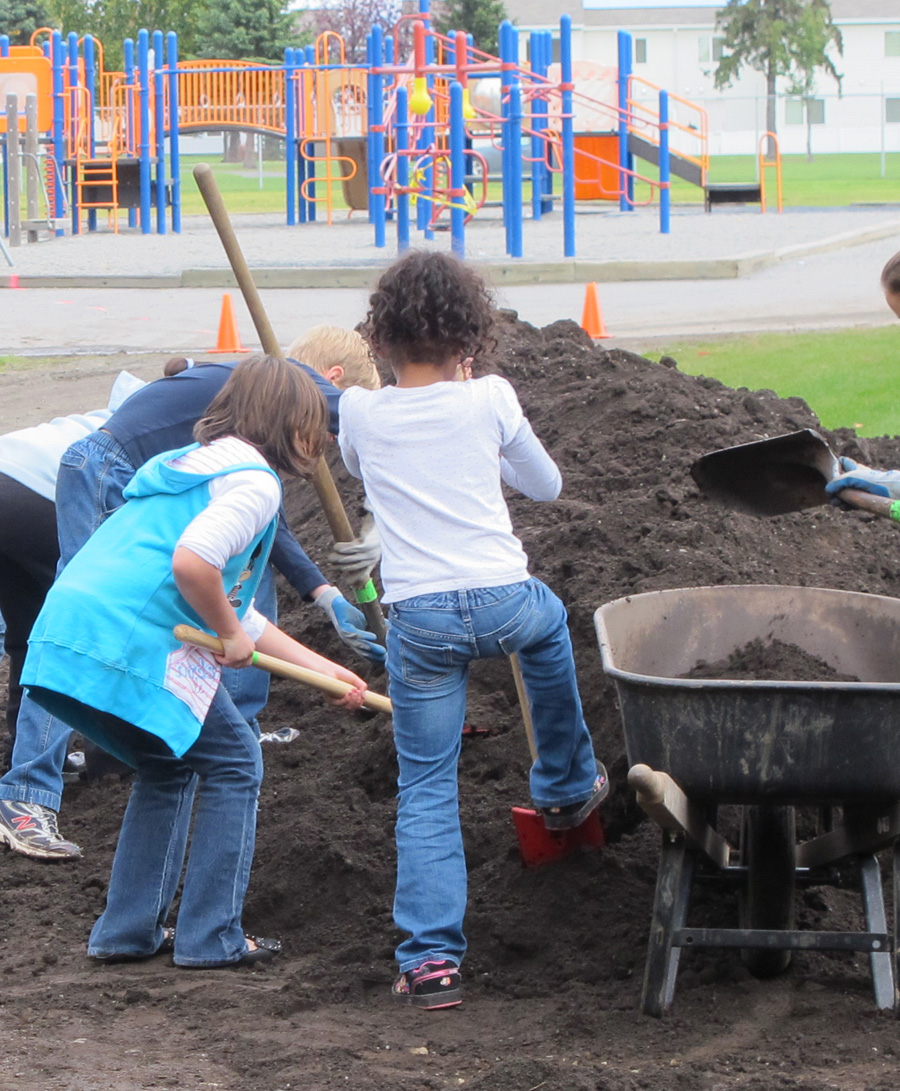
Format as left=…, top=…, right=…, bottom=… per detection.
left=314, top=585, right=386, bottom=665
left=824, top=457, right=900, bottom=501
left=327, top=507, right=381, bottom=587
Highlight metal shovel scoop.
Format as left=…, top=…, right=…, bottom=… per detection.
left=691, top=428, right=899, bottom=519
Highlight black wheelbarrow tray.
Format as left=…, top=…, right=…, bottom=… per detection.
left=594, top=584, right=900, bottom=1016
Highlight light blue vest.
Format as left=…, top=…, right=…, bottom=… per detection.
left=23, top=443, right=279, bottom=760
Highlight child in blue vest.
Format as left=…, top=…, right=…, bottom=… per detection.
left=339, top=251, right=608, bottom=1009
left=22, top=356, right=367, bottom=968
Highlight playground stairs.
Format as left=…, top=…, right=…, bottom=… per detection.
left=627, top=131, right=703, bottom=188
left=74, top=155, right=121, bottom=230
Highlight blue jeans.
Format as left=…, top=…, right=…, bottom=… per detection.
left=87, top=683, right=263, bottom=965
left=387, top=577, right=598, bottom=973
left=0, top=432, right=273, bottom=811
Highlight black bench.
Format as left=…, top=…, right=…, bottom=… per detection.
left=704, top=182, right=762, bottom=212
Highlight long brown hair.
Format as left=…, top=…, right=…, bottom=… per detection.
left=193, top=355, right=328, bottom=476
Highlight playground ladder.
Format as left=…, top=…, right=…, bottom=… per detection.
left=74, top=156, right=120, bottom=231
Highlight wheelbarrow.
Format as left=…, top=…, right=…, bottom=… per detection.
left=594, top=584, right=900, bottom=1016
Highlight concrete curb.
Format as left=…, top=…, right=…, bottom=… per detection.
left=4, top=217, right=900, bottom=290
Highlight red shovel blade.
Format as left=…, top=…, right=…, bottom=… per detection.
left=510, top=806, right=606, bottom=868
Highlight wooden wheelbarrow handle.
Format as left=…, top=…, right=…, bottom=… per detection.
left=628, top=763, right=731, bottom=869
left=173, top=624, right=392, bottom=715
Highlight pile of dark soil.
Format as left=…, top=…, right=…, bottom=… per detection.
left=3, top=314, right=900, bottom=1090
left=683, top=638, right=862, bottom=682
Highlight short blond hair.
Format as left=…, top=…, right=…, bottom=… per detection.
left=286, top=325, right=381, bottom=391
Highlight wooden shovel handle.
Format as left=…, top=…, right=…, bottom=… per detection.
left=173, top=624, right=392, bottom=715
left=840, top=488, right=900, bottom=523
left=191, top=163, right=387, bottom=645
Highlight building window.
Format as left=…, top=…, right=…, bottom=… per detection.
left=634, top=38, right=647, bottom=64
left=698, top=37, right=725, bottom=63
left=786, top=98, right=825, bottom=125
left=887, top=31, right=900, bottom=57
left=887, top=98, right=900, bottom=123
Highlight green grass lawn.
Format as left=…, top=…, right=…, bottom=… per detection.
left=632, top=152, right=900, bottom=207
left=174, top=151, right=900, bottom=216
left=639, top=326, right=900, bottom=437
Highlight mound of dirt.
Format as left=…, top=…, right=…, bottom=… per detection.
left=3, top=313, right=900, bottom=1090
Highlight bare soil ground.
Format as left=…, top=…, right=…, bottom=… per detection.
left=2, top=318, right=900, bottom=1090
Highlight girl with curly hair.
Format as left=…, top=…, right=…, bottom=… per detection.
left=340, top=251, right=608, bottom=1009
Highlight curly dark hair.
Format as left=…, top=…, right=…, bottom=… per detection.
left=362, top=250, right=496, bottom=366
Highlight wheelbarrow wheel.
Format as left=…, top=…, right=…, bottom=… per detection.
left=739, top=804, right=796, bottom=979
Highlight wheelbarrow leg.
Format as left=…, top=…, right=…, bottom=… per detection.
left=641, top=829, right=694, bottom=1017
left=894, top=841, right=900, bottom=1013
left=860, top=853, right=895, bottom=1011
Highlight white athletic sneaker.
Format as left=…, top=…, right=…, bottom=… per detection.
left=0, top=800, right=82, bottom=860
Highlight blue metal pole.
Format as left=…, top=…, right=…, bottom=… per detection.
left=0, top=35, right=8, bottom=56
left=51, top=31, right=65, bottom=235
left=659, top=89, right=670, bottom=235
left=284, top=47, right=297, bottom=226
left=166, top=31, right=181, bottom=233
left=296, top=54, right=309, bottom=223
left=530, top=31, right=545, bottom=223
left=371, top=25, right=385, bottom=248
left=499, top=20, right=512, bottom=254
left=449, top=81, right=465, bottom=259
left=137, top=30, right=152, bottom=233
left=507, top=23, right=523, bottom=259
left=617, top=30, right=634, bottom=211
left=417, top=2, right=435, bottom=239
left=541, top=33, right=554, bottom=213
left=66, top=32, right=80, bottom=235
left=560, top=15, right=575, bottom=257
left=396, top=86, right=410, bottom=252
left=152, top=30, right=166, bottom=234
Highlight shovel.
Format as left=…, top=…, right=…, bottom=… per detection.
left=173, top=625, right=392, bottom=713
left=508, top=654, right=606, bottom=868
left=175, top=628, right=584, bottom=865
left=690, top=428, right=900, bottom=519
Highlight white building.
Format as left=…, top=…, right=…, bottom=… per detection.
left=504, top=1, right=900, bottom=155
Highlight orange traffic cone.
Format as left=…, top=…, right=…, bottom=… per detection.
left=581, top=282, right=611, bottom=339
left=208, top=293, right=250, bottom=353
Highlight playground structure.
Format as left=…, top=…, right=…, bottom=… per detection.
left=0, top=3, right=782, bottom=262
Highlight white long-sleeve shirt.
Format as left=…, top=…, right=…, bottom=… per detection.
left=170, top=436, right=282, bottom=640
left=0, top=371, right=145, bottom=500
left=339, top=374, right=561, bottom=604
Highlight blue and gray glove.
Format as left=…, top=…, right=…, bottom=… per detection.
left=824, top=457, right=900, bottom=500
left=314, top=585, right=386, bottom=665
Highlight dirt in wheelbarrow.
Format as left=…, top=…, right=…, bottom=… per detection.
left=684, top=638, right=862, bottom=682
left=3, top=315, right=900, bottom=1090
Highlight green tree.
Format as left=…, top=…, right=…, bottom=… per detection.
left=784, top=0, right=842, bottom=161
left=0, top=0, right=53, bottom=45
left=47, top=0, right=205, bottom=70
left=433, top=0, right=507, bottom=57
left=715, top=0, right=841, bottom=156
left=194, top=0, right=296, bottom=63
